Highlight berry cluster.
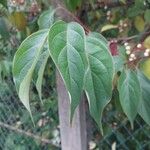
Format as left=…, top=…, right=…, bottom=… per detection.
left=11, top=0, right=25, bottom=5
left=106, top=10, right=111, bottom=21
left=144, top=48, right=150, bottom=57
left=106, top=10, right=128, bottom=32
left=124, top=42, right=150, bottom=62
left=118, top=20, right=128, bottom=33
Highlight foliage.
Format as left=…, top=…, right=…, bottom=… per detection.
left=0, top=1, right=59, bottom=149
left=118, top=69, right=141, bottom=128
left=84, top=32, right=113, bottom=133
left=0, top=0, right=150, bottom=144
left=12, top=0, right=150, bottom=134
left=64, top=0, right=82, bottom=11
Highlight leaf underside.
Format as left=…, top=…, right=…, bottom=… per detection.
left=38, top=7, right=56, bottom=29
left=33, top=44, right=49, bottom=103
left=13, top=29, right=48, bottom=115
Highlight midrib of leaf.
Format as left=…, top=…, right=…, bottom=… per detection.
left=56, top=27, right=85, bottom=88
left=66, top=25, right=83, bottom=109
left=35, top=50, right=49, bottom=103
left=51, top=22, right=86, bottom=121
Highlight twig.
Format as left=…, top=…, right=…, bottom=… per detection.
left=124, top=55, right=150, bottom=66
left=88, top=0, right=135, bottom=10
left=115, top=30, right=150, bottom=43
left=115, top=35, right=139, bottom=43
left=56, top=5, right=91, bottom=34
left=0, top=121, right=60, bottom=148
left=54, top=5, right=150, bottom=42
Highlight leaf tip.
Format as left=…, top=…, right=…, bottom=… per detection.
left=130, top=120, right=134, bottom=130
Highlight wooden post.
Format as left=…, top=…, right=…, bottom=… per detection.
left=50, top=1, right=88, bottom=149
left=56, top=71, right=87, bottom=150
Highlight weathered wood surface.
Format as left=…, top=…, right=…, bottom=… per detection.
left=56, top=72, right=87, bottom=150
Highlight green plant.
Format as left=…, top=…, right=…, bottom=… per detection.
left=12, top=1, right=150, bottom=135
left=0, top=2, right=59, bottom=149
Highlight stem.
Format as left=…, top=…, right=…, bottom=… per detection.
left=0, top=121, right=60, bottom=148
left=56, top=5, right=91, bottom=34
left=88, top=0, right=135, bottom=11
left=115, top=30, right=150, bottom=43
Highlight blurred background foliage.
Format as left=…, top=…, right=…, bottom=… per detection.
left=0, top=0, right=150, bottom=149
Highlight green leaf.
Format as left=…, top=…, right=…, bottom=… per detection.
left=0, top=17, right=9, bottom=39
left=12, top=29, right=48, bottom=116
left=113, top=46, right=126, bottom=73
left=38, top=7, right=56, bottom=29
left=33, top=45, right=49, bottom=103
left=144, top=9, right=150, bottom=24
left=0, top=4, right=9, bottom=18
left=137, top=70, right=150, bottom=125
left=134, top=16, right=145, bottom=32
left=127, top=0, right=145, bottom=18
left=84, top=32, right=114, bottom=133
left=0, top=1, right=7, bottom=7
left=118, top=69, right=141, bottom=128
left=113, top=56, right=124, bottom=73
left=118, top=46, right=127, bottom=60
left=101, top=24, right=118, bottom=33
left=127, top=6, right=143, bottom=18
left=139, top=58, right=150, bottom=79
left=144, top=36, right=150, bottom=48
left=112, top=88, right=123, bottom=113
left=0, top=60, right=12, bottom=80
left=119, top=0, right=126, bottom=4
left=89, top=32, right=108, bottom=45
left=9, top=12, right=27, bottom=31
left=48, top=21, right=87, bottom=121
left=135, top=0, right=145, bottom=9
left=64, top=0, right=81, bottom=11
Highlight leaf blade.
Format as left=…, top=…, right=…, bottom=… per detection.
left=118, top=69, right=141, bottom=128
left=84, top=33, right=114, bottom=133
left=137, top=70, right=150, bottom=125
left=64, top=0, right=81, bottom=11
left=101, top=24, right=118, bottom=33
left=48, top=21, right=86, bottom=121
left=38, top=7, right=56, bottom=29
left=13, top=29, right=48, bottom=114
left=33, top=46, right=49, bottom=103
